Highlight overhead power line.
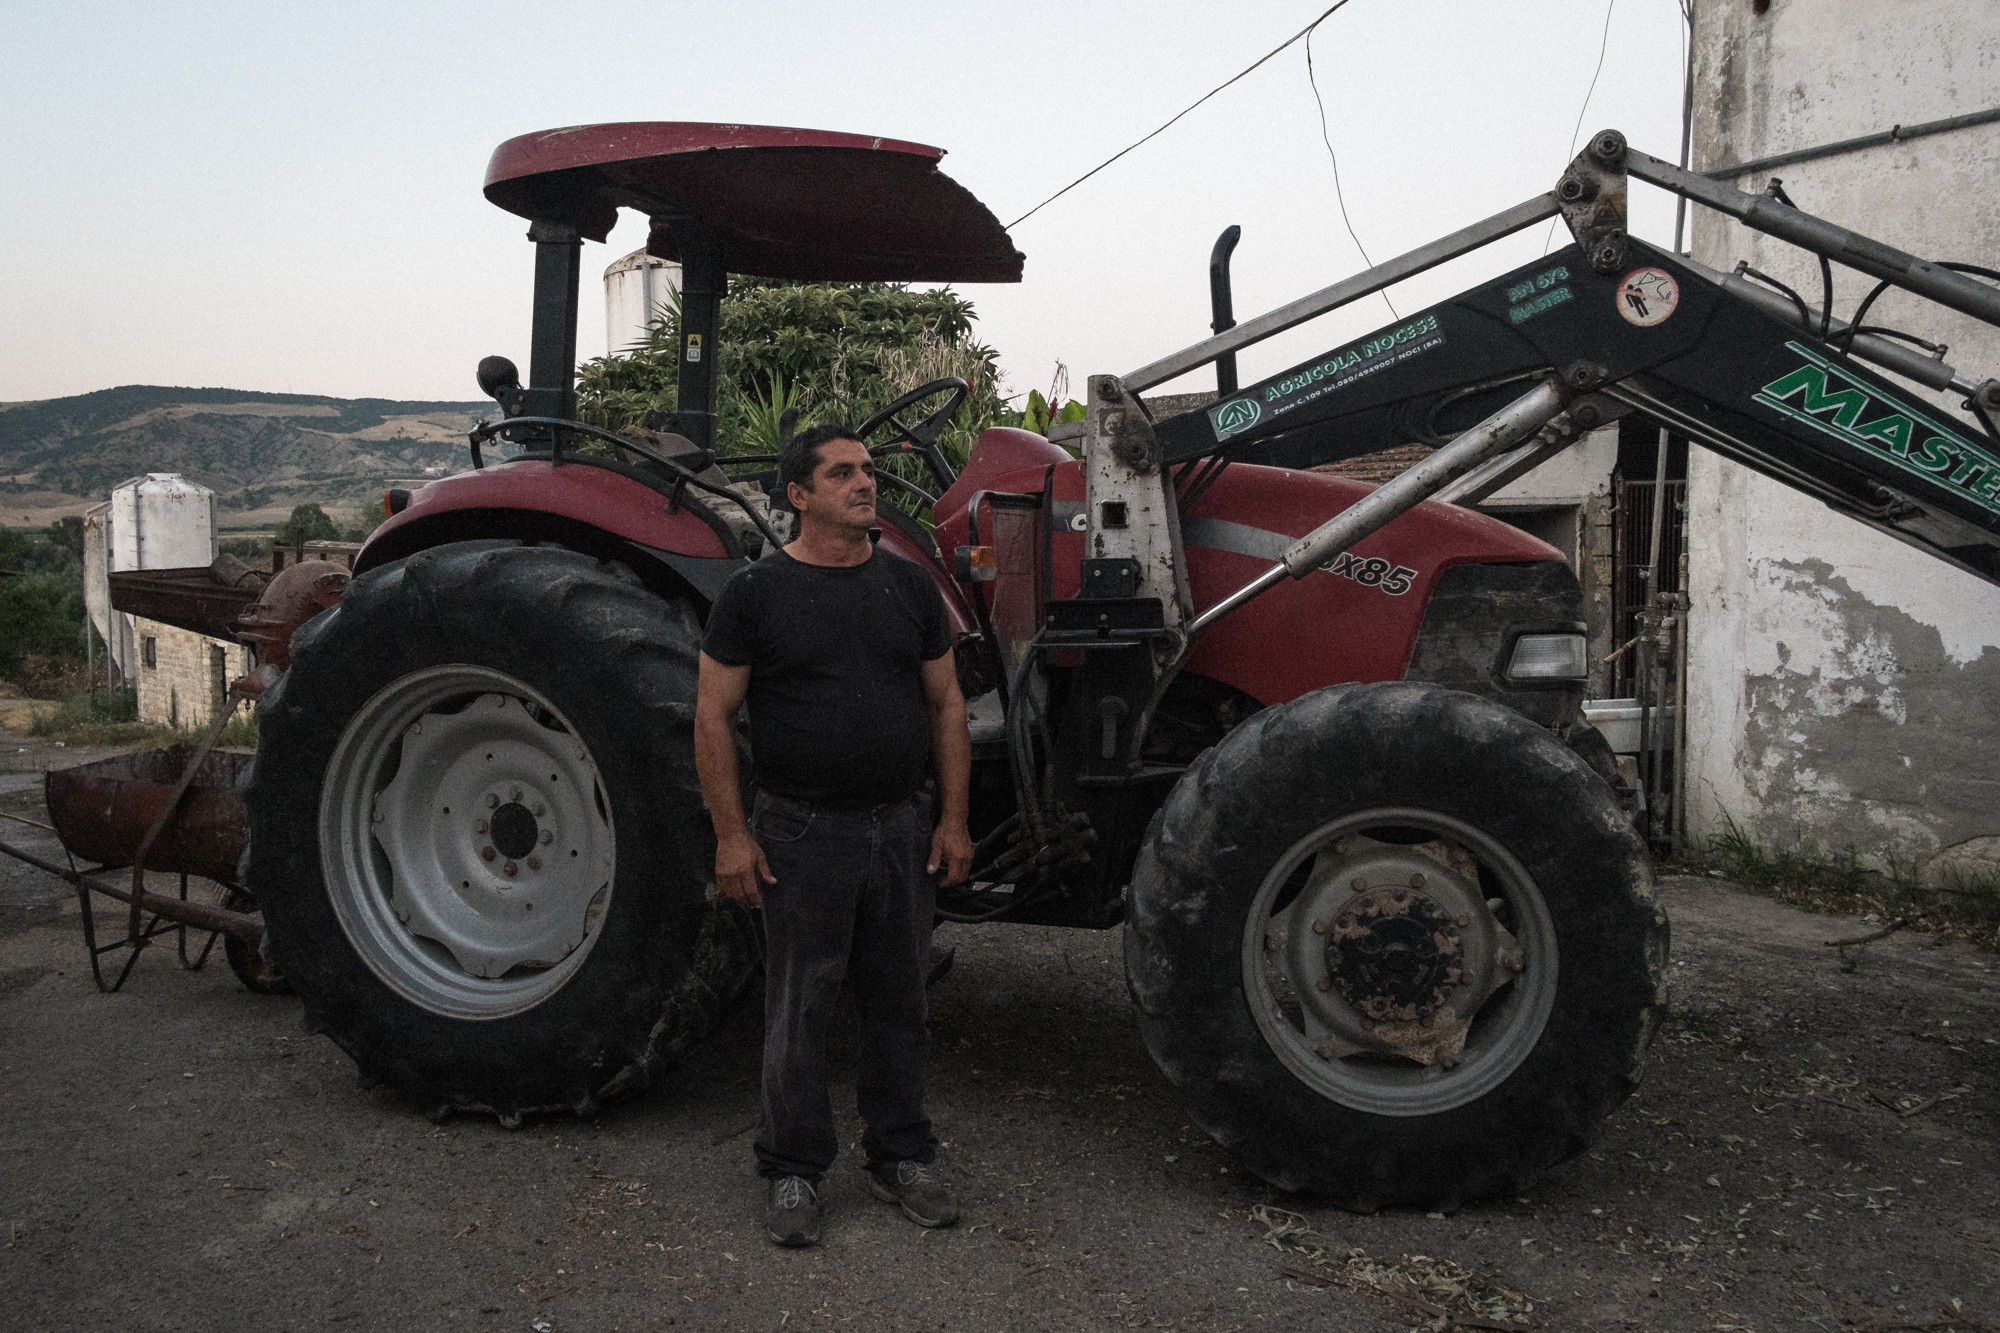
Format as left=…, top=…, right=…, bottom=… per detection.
left=1305, top=23, right=1396, bottom=319
left=1544, top=0, right=1618, bottom=254
left=1006, top=0, right=1356, bottom=230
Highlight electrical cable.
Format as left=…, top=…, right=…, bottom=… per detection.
left=1006, top=0, right=1356, bottom=230
left=1305, top=24, right=1396, bottom=320
left=1543, top=0, right=1618, bottom=255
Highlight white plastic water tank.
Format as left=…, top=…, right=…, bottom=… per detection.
left=604, top=248, right=682, bottom=356
left=105, top=473, right=216, bottom=572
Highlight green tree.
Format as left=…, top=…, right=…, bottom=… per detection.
left=576, top=279, right=1012, bottom=467
left=0, top=532, right=85, bottom=679
left=47, top=515, right=84, bottom=558
left=285, top=503, right=340, bottom=543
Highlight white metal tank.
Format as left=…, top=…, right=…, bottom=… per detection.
left=603, top=248, right=682, bottom=356
left=106, top=473, right=216, bottom=571
left=81, top=500, right=137, bottom=682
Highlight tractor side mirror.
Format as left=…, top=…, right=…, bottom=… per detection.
left=476, top=356, right=521, bottom=402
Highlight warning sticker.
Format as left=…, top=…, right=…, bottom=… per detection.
left=1616, top=267, right=1680, bottom=327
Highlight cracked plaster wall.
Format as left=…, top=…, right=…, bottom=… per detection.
left=1686, top=0, right=2000, bottom=874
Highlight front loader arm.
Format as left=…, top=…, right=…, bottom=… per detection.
left=1145, top=168, right=2000, bottom=585
left=1151, top=241, right=2000, bottom=583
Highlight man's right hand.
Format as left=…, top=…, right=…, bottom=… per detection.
left=716, top=831, right=776, bottom=907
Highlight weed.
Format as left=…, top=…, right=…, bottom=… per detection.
left=216, top=710, right=259, bottom=748
left=1676, top=812, right=2000, bottom=951
left=22, top=688, right=258, bottom=749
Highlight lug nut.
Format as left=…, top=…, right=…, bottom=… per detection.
left=503, top=860, right=518, bottom=877
left=1409, top=873, right=1425, bottom=889
left=526, top=856, right=541, bottom=871
left=487, top=794, right=499, bottom=809
left=510, top=788, right=522, bottom=803
left=481, top=846, right=496, bottom=861
left=1456, top=912, right=1470, bottom=927
left=1351, top=877, right=1367, bottom=892
left=539, top=829, right=554, bottom=845
left=1316, top=976, right=1333, bottom=992
left=1311, top=918, right=1328, bottom=936
left=534, top=803, right=546, bottom=817
left=1440, top=1052, right=1459, bottom=1069
left=475, top=819, right=489, bottom=834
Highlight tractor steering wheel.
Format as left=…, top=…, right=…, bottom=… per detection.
left=855, top=377, right=967, bottom=496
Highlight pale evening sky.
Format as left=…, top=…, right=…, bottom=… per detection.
left=1, top=0, right=1691, bottom=408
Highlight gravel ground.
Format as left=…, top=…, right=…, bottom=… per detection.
left=1, top=746, right=1995, bottom=1332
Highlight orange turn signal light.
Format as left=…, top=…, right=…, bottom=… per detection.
left=954, top=544, right=997, bottom=582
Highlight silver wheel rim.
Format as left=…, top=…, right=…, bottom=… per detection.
left=1238, top=807, right=1557, bottom=1116
left=320, top=665, right=616, bottom=1020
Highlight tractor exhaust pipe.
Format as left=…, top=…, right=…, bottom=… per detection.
left=1186, top=376, right=1577, bottom=634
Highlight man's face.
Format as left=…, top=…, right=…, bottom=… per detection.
left=789, top=438, right=877, bottom=537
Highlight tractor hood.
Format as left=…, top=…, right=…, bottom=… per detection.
left=483, top=121, right=1024, bottom=283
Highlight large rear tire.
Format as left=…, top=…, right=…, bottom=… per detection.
left=243, top=541, right=757, bottom=1122
left=1126, top=681, right=1667, bottom=1211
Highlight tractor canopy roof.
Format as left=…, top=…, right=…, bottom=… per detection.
left=484, top=122, right=1023, bottom=283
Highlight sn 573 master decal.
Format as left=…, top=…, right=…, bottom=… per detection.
left=1755, top=342, right=2000, bottom=517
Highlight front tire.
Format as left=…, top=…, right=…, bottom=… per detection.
left=1126, top=681, right=1667, bottom=1210
left=244, top=541, right=757, bottom=1122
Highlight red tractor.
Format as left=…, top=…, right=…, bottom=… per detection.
left=242, top=122, right=2000, bottom=1212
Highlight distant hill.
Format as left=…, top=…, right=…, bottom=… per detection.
left=0, top=385, right=492, bottom=522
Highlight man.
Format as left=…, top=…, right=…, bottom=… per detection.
left=694, top=423, right=975, bottom=1249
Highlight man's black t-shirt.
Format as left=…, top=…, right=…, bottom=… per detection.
left=702, top=546, right=951, bottom=809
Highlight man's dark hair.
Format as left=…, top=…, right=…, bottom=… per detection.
left=781, top=423, right=864, bottom=493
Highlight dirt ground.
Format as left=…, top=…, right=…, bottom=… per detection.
left=2, top=735, right=1995, bottom=1333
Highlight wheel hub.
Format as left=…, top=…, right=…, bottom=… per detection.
left=1325, top=883, right=1464, bottom=1024
left=371, top=693, right=606, bottom=978
left=1273, top=831, right=1528, bottom=1069
left=490, top=801, right=540, bottom=860
left=320, top=666, right=617, bottom=1019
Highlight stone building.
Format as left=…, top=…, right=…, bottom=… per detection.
left=132, top=617, right=251, bottom=731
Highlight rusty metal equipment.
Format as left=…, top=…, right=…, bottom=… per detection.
left=1, top=530, right=349, bottom=993
left=0, top=674, right=283, bottom=994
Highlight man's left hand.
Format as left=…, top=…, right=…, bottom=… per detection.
left=928, top=821, right=974, bottom=886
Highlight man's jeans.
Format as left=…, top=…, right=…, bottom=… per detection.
left=749, top=789, right=939, bottom=1182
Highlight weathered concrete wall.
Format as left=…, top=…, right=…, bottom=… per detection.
left=1685, top=0, right=2000, bottom=876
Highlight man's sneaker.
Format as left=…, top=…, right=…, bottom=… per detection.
left=867, top=1160, right=959, bottom=1228
left=765, top=1175, right=820, bottom=1247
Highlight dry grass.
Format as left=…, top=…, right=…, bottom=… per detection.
left=1251, top=1204, right=1540, bottom=1331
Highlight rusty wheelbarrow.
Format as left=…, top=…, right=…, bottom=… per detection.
left=0, top=730, right=287, bottom=996
left=0, top=562, right=344, bottom=995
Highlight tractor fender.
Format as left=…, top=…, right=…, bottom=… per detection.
left=358, top=458, right=745, bottom=606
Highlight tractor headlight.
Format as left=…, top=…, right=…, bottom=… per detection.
left=1504, top=632, right=1588, bottom=683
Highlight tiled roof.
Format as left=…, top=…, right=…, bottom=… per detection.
left=1310, top=443, right=1437, bottom=484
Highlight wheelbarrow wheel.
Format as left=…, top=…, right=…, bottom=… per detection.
left=243, top=540, right=758, bottom=1123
